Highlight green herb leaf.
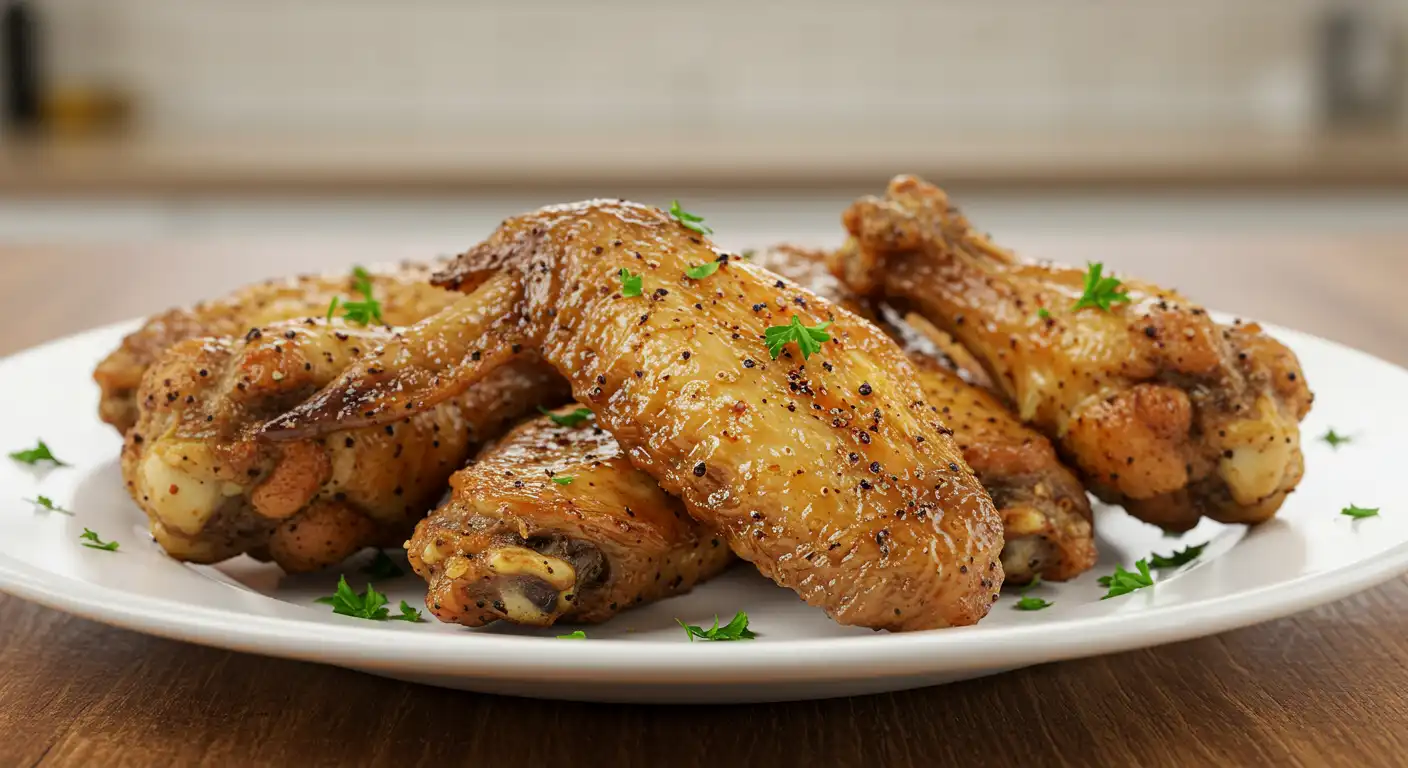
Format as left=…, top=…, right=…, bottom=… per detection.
left=619, top=268, right=643, bottom=298
left=390, top=600, right=424, bottom=623
left=1037, top=307, right=1051, bottom=320
left=332, top=266, right=385, bottom=326
left=678, top=611, right=756, bottom=641
left=1072, top=262, right=1131, bottom=312
left=552, top=476, right=575, bottom=486
left=685, top=260, right=720, bottom=280
left=1100, top=559, right=1154, bottom=599
left=10, top=440, right=66, bottom=466
left=78, top=528, right=119, bottom=552
left=325, top=296, right=339, bottom=321
left=541, top=406, right=594, bottom=427
left=25, top=495, right=72, bottom=515
left=764, top=315, right=833, bottom=361
left=557, top=630, right=587, bottom=639
left=1321, top=429, right=1352, bottom=449
left=361, top=550, right=405, bottom=580
left=1342, top=504, right=1379, bottom=519
left=668, top=200, right=713, bottom=235
left=1014, top=596, right=1053, bottom=611
left=316, top=575, right=390, bottom=620
left=1149, top=542, right=1207, bottom=569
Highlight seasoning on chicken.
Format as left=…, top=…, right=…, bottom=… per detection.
left=832, top=175, right=1313, bottom=530
left=263, top=199, right=1006, bottom=630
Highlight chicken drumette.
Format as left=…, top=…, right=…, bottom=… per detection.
left=264, top=199, right=1006, bottom=631
left=410, top=406, right=733, bottom=627
left=832, top=175, right=1313, bottom=530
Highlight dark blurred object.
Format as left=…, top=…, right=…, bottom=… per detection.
left=1320, top=4, right=1405, bottom=129
left=2, top=0, right=42, bottom=133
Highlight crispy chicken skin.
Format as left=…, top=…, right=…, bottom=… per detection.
left=265, top=200, right=1006, bottom=630
left=124, top=319, right=566, bottom=572
left=96, top=264, right=454, bottom=433
left=754, top=246, right=1094, bottom=582
left=833, top=175, right=1313, bottom=530
left=409, top=407, right=733, bottom=627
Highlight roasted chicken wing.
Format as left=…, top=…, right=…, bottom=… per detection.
left=754, top=246, right=1094, bottom=582
left=124, top=317, right=566, bottom=571
left=265, top=199, right=1006, bottom=630
left=833, top=175, right=1313, bottom=530
left=410, top=406, right=733, bottom=627
left=96, top=264, right=454, bottom=432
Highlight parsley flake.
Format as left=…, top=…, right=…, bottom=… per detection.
left=668, top=200, right=713, bottom=235
left=1014, top=596, right=1053, bottom=611
left=1037, top=307, right=1051, bottom=320
left=1149, top=542, right=1207, bottom=569
left=619, top=268, right=643, bottom=298
left=685, top=260, right=720, bottom=280
left=1342, top=504, right=1379, bottom=519
left=316, top=575, right=391, bottom=620
left=325, top=296, right=339, bottom=321
left=1321, top=429, right=1352, bottom=449
left=557, top=630, right=587, bottom=639
left=1072, top=262, right=1130, bottom=312
left=764, top=315, right=832, bottom=361
left=9, top=440, right=66, bottom=466
left=1099, top=559, right=1154, bottom=599
left=678, top=611, right=755, bottom=641
left=390, top=600, right=425, bottom=623
left=361, top=550, right=405, bottom=580
left=541, top=406, right=594, bottom=427
left=25, top=495, right=72, bottom=515
left=79, top=528, right=119, bottom=552
left=331, top=266, right=385, bottom=326
left=552, top=476, right=575, bottom=486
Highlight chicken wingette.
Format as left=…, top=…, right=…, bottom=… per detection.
left=410, top=406, right=733, bottom=627
left=832, top=175, right=1313, bottom=530
left=753, top=246, right=1094, bottom=582
left=264, top=199, right=1006, bottom=630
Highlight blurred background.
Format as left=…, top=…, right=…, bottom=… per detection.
left=1, top=0, right=1407, bottom=353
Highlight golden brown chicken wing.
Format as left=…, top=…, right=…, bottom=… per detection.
left=96, top=264, right=454, bottom=432
left=125, top=319, right=566, bottom=571
left=410, top=406, right=733, bottom=627
left=832, top=175, right=1313, bottom=530
left=753, top=246, right=1094, bottom=582
left=264, top=199, right=1006, bottom=630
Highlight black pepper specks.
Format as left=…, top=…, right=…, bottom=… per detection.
left=858, top=382, right=872, bottom=396
left=693, top=462, right=707, bottom=477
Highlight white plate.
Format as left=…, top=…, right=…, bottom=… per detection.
left=1, top=319, right=1405, bottom=704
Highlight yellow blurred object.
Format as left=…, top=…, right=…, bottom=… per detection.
left=42, top=85, right=132, bottom=137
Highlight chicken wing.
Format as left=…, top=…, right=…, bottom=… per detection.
left=410, top=407, right=733, bottom=627
left=264, top=199, right=1006, bottom=630
left=832, top=175, right=1313, bottom=530
left=753, top=246, right=1094, bottom=582
left=96, top=263, right=455, bottom=432
left=125, top=318, right=567, bottom=571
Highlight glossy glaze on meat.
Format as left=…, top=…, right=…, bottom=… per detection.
left=409, top=407, right=733, bottom=627
left=124, top=319, right=566, bottom=571
left=753, top=246, right=1094, bottom=582
left=833, top=175, right=1313, bottom=530
left=265, top=200, right=1006, bottom=630
left=95, top=263, right=454, bottom=432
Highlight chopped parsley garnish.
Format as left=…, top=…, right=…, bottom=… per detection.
left=1037, top=308, right=1051, bottom=320
left=1072, top=262, right=1130, bottom=312
left=764, top=315, right=832, bottom=361
left=1342, top=504, right=1379, bottom=519
left=685, top=260, right=720, bottom=280
left=390, top=600, right=424, bottom=623
left=1014, top=596, right=1053, bottom=611
left=326, top=266, right=385, bottom=326
left=25, top=495, right=72, bottom=515
left=9, top=440, right=66, bottom=466
left=668, top=200, right=713, bottom=235
left=361, top=550, right=405, bottom=580
left=557, top=630, right=587, bottom=639
left=1148, top=542, right=1206, bottom=569
left=1099, top=559, right=1153, bottom=599
left=325, top=296, right=339, bottom=321
left=316, top=575, right=392, bottom=620
left=79, top=528, right=119, bottom=552
left=541, top=406, right=594, bottom=427
left=678, top=611, right=755, bottom=641
left=619, top=268, right=643, bottom=298
left=1321, top=429, right=1352, bottom=449
left=552, top=476, right=575, bottom=486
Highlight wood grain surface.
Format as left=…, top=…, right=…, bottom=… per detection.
left=1, top=238, right=1407, bottom=768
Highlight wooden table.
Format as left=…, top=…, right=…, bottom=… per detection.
left=2, top=237, right=1407, bottom=767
